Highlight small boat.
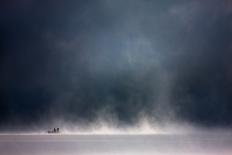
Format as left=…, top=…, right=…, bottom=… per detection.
left=48, top=128, right=60, bottom=133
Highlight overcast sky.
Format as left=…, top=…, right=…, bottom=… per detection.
left=0, top=0, right=232, bottom=131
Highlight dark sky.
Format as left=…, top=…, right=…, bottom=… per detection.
left=0, top=0, right=232, bottom=131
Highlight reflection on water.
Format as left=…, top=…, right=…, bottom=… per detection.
left=0, top=134, right=232, bottom=155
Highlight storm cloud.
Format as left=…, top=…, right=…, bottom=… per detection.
left=0, top=0, right=232, bottom=131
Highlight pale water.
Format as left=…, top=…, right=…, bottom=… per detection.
left=0, top=134, right=232, bottom=155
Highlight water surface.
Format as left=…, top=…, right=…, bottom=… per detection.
left=0, top=134, right=231, bottom=155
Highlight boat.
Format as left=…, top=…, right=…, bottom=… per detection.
left=48, top=128, right=60, bottom=133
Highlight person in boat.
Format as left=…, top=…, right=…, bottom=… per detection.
left=48, top=128, right=60, bottom=133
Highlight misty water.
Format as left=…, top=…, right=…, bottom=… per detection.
left=0, top=134, right=232, bottom=155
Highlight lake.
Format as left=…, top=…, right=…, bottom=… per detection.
left=0, top=134, right=232, bottom=155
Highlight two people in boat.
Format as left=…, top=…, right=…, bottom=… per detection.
left=48, top=128, right=60, bottom=133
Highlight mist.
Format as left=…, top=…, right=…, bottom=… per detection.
left=0, top=0, right=232, bottom=133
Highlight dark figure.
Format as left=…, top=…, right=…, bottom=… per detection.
left=57, top=128, right=59, bottom=133
left=53, top=128, right=56, bottom=133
